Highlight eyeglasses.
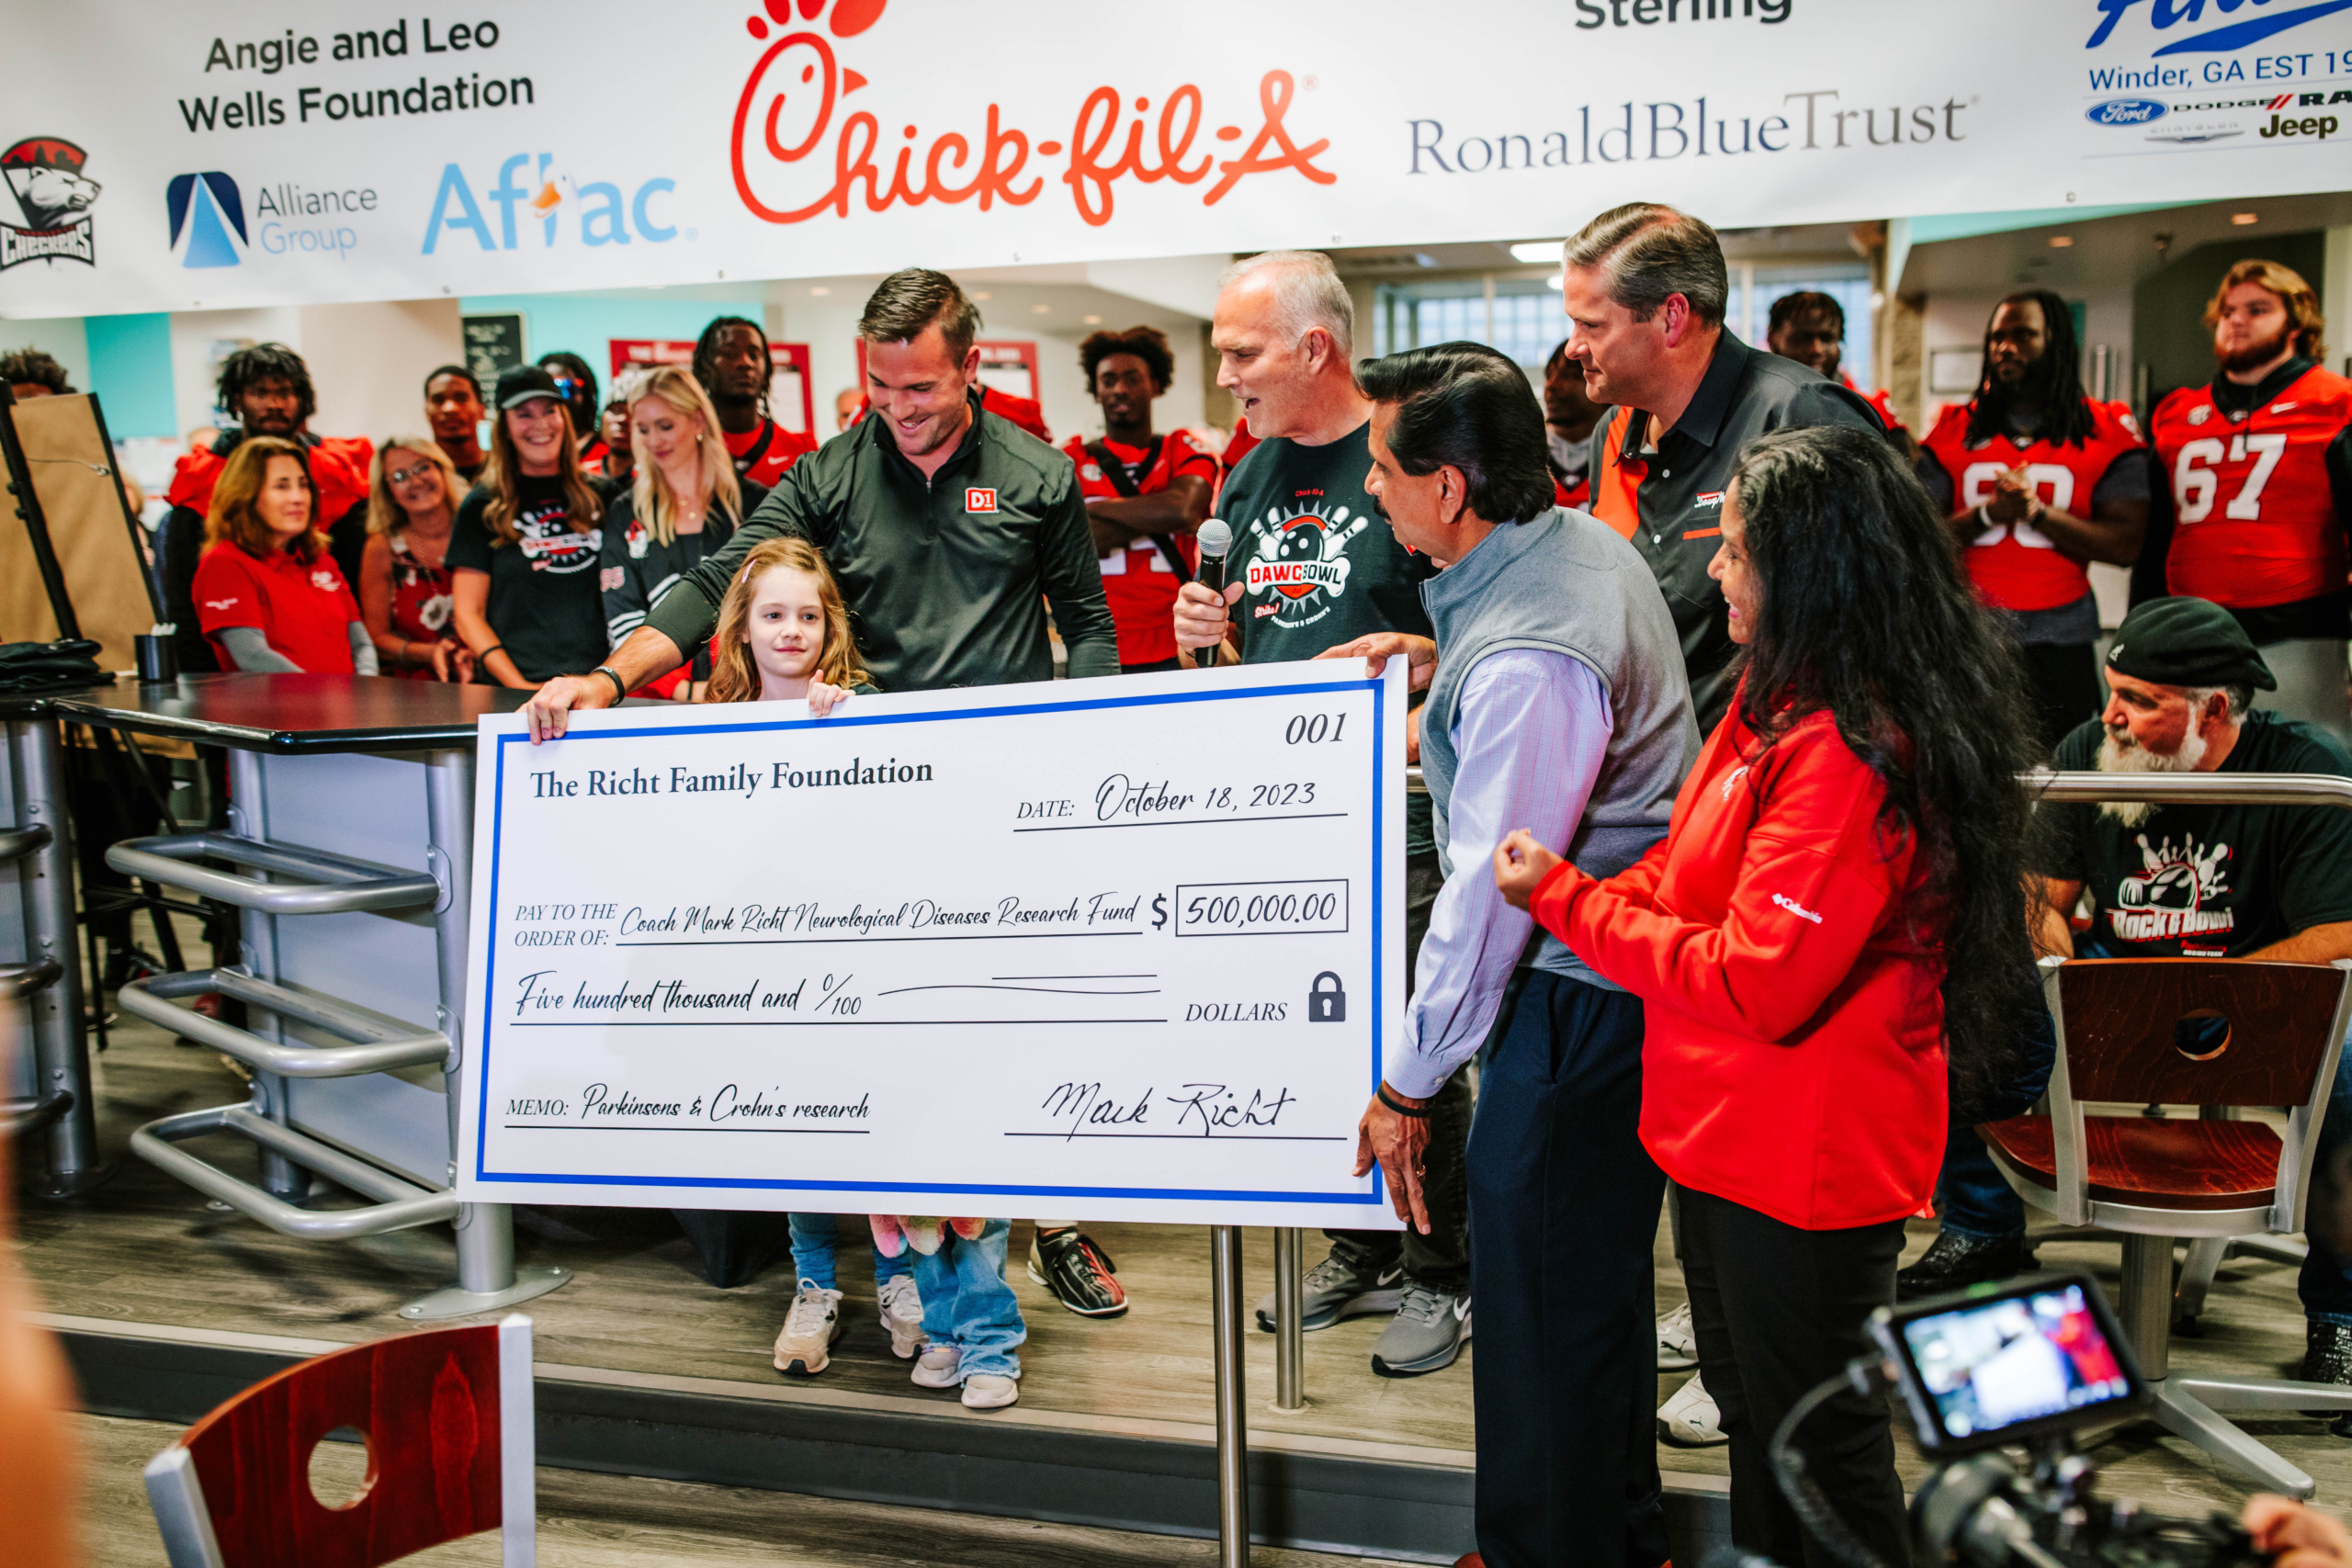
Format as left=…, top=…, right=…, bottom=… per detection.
left=386, top=462, right=438, bottom=487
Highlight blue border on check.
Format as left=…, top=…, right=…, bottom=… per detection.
left=474, top=679, right=1389, bottom=1206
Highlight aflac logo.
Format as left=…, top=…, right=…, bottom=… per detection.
left=423, top=155, right=680, bottom=254
left=166, top=172, right=247, bottom=269
left=2086, top=0, right=2352, bottom=55
left=729, top=0, right=1333, bottom=230
left=2086, top=97, right=2167, bottom=124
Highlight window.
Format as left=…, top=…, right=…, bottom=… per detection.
left=1373, top=277, right=1567, bottom=372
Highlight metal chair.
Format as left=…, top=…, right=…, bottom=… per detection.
left=144, top=1314, right=535, bottom=1567
left=1980, top=955, right=2352, bottom=1497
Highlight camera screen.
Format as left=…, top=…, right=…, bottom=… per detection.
left=1897, top=1282, right=2135, bottom=1441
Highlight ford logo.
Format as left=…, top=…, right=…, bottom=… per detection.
left=2086, top=98, right=2167, bottom=126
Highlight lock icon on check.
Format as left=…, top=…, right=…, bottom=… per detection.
left=1307, top=972, right=1346, bottom=1023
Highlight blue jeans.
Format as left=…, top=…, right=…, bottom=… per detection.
left=913, top=1217, right=1026, bottom=1380
left=788, top=1213, right=913, bottom=1292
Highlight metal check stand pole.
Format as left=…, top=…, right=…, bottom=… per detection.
left=1272, top=1227, right=1306, bottom=1412
left=1211, top=1224, right=1250, bottom=1566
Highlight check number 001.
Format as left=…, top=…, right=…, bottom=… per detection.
left=1173, top=879, right=1349, bottom=937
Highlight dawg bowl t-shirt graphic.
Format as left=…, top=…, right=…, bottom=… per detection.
left=1243, top=501, right=1367, bottom=632
left=0, top=137, right=98, bottom=271
left=514, top=499, right=600, bottom=574
left=2108, top=830, right=2233, bottom=943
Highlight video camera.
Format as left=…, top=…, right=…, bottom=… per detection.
left=1736, top=1271, right=2268, bottom=1568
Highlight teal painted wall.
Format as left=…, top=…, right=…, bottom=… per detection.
left=85, top=313, right=175, bottom=437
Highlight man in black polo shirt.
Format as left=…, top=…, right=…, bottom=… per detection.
left=526, top=268, right=1114, bottom=716
left=1563, top=204, right=1883, bottom=731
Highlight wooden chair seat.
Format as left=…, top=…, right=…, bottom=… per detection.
left=1981, top=1113, right=2282, bottom=1211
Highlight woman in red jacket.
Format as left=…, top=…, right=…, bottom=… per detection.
left=1497, top=423, right=2040, bottom=1568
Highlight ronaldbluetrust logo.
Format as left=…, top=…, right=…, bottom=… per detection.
left=2086, top=0, right=2352, bottom=55
left=2086, top=97, right=2167, bottom=124
left=166, top=171, right=246, bottom=268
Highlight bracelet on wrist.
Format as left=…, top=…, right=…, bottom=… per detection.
left=1377, top=1084, right=1432, bottom=1119
left=592, top=666, right=627, bottom=703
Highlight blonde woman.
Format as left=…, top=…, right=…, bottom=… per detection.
left=449, top=364, right=608, bottom=689
left=598, top=363, right=768, bottom=700
left=358, top=436, right=475, bottom=682
left=191, top=436, right=377, bottom=674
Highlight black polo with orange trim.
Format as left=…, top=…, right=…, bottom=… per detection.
left=1586, top=331, right=1882, bottom=728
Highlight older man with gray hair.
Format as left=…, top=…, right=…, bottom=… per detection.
left=1174, top=252, right=1474, bottom=1378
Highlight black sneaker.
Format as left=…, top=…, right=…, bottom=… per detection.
left=2300, top=1320, right=2352, bottom=1422
left=1895, top=1231, right=2032, bottom=1301
left=1253, top=1248, right=1405, bottom=1332
left=1026, top=1227, right=1127, bottom=1317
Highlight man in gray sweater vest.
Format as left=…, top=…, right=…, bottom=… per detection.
left=1329, top=343, right=1696, bottom=1568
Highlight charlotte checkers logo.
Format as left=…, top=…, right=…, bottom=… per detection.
left=0, top=136, right=98, bottom=272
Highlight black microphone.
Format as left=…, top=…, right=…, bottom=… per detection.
left=1191, top=518, right=1233, bottom=671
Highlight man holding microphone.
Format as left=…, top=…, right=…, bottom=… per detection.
left=1331, top=340, right=1694, bottom=1568
left=1178, top=251, right=1476, bottom=1379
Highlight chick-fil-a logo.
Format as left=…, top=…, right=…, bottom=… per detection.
left=730, top=0, right=1334, bottom=229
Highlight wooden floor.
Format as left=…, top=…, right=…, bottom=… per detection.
left=77, top=1413, right=1419, bottom=1567
left=21, top=1005, right=2352, bottom=1537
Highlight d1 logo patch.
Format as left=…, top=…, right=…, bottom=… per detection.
left=966, top=487, right=998, bottom=513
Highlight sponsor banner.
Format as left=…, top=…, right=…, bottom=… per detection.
left=5, top=0, right=2352, bottom=315
left=458, top=660, right=1408, bottom=1224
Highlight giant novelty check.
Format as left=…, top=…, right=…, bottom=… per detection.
left=457, top=660, right=1406, bottom=1227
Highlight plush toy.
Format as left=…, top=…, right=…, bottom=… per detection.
left=869, top=1215, right=987, bottom=1258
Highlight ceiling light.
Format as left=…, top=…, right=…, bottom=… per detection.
left=1082, top=315, right=1102, bottom=325
left=808, top=286, right=831, bottom=296
left=971, top=291, right=991, bottom=300
left=1510, top=241, right=1563, bottom=264
left=1544, top=273, right=1564, bottom=290
left=2232, top=211, right=2260, bottom=225
left=2048, top=235, right=2075, bottom=248
left=1033, top=303, right=1051, bottom=313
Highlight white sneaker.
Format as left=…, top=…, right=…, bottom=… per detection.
left=1657, top=1372, right=1728, bottom=1447
left=772, top=1280, right=844, bottom=1377
left=877, top=1274, right=927, bottom=1359
left=911, top=1344, right=962, bottom=1390
left=1656, top=1302, right=1699, bottom=1372
left=961, top=1372, right=1020, bottom=1409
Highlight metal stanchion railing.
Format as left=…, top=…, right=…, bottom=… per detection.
left=1210, top=1224, right=1250, bottom=1567
left=1272, top=1227, right=1306, bottom=1413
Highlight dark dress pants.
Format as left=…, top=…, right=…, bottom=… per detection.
left=1466, top=969, right=1667, bottom=1568
left=1678, top=1184, right=1911, bottom=1568
left=2018, top=641, right=2103, bottom=756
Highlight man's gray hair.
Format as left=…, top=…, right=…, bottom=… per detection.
left=1218, top=250, right=1353, bottom=361
left=2187, top=683, right=2253, bottom=722
left=1563, top=203, right=1728, bottom=326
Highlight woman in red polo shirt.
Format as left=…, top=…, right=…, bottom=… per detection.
left=193, top=436, right=377, bottom=675
left=1497, top=424, right=2040, bottom=1568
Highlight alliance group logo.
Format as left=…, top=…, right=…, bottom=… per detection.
left=0, top=137, right=98, bottom=272
left=729, top=0, right=1335, bottom=230
left=2085, top=0, right=2352, bottom=54
left=166, top=172, right=248, bottom=269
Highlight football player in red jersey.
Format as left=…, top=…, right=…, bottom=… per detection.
left=1767, top=289, right=1908, bottom=446
left=694, top=316, right=819, bottom=491
left=2141, top=259, right=2352, bottom=743
left=160, top=343, right=375, bottom=674
left=1918, top=290, right=2148, bottom=750
left=1542, top=338, right=1602, bottom=507
left=1061, top=326, right=1218, bottom=675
